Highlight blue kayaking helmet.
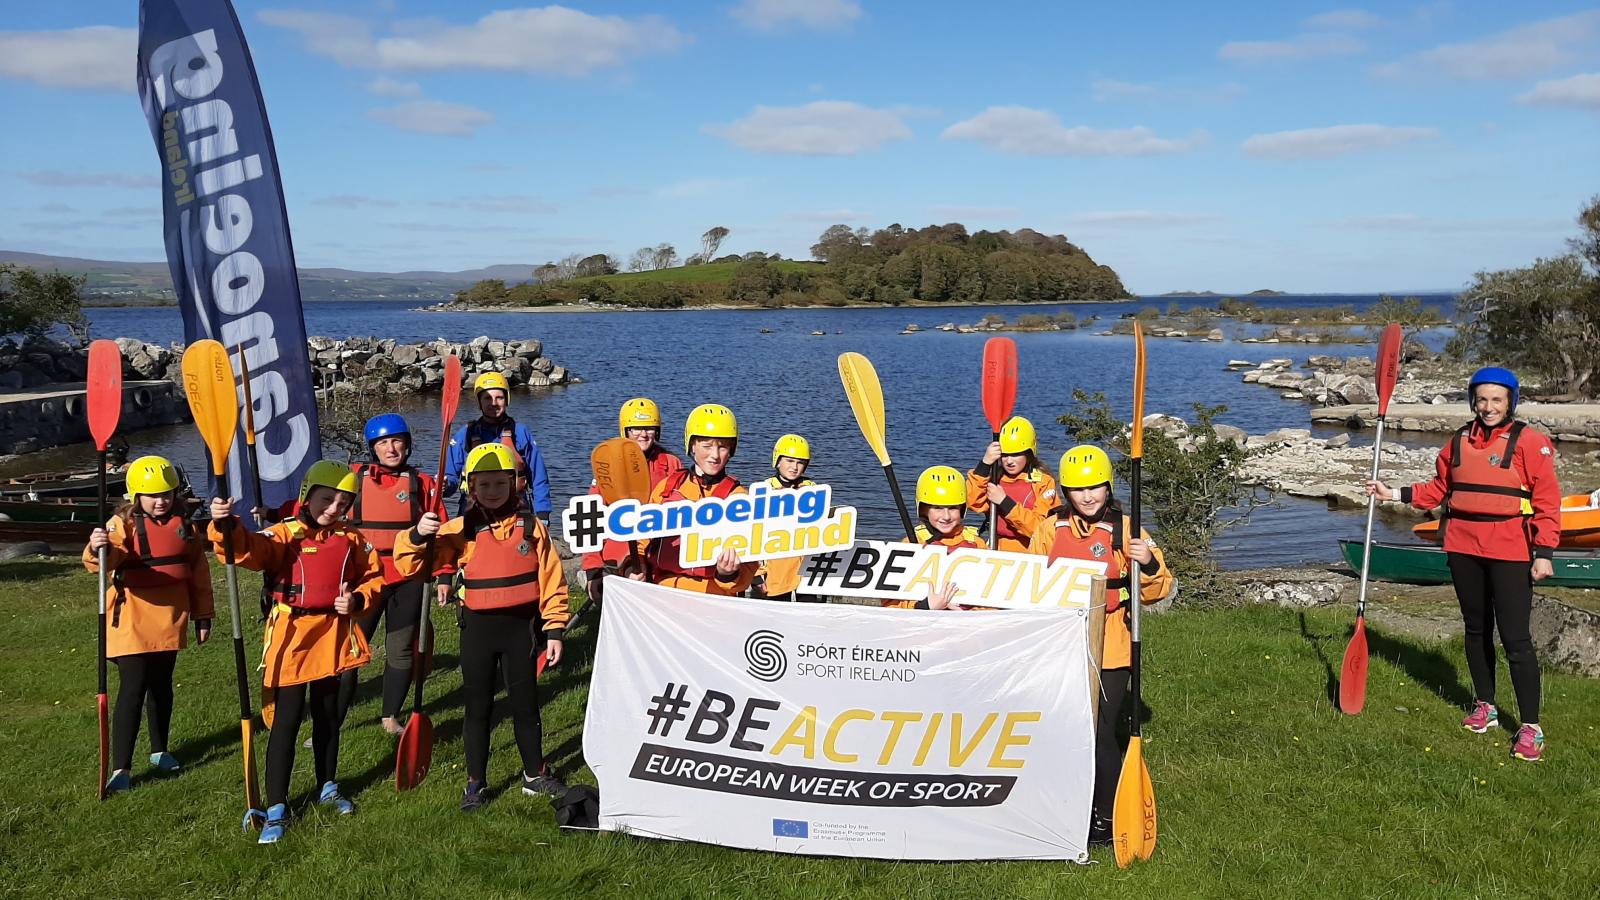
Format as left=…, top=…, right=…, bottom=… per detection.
left=364, top=413, right=411, bottom=445
left=1467, top=366, right=1519, bottom=413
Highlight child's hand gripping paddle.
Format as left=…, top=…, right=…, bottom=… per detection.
left=1340, top=323, right=1403, bottom=716
left=182, top=339, right=264, bottom=828
left=396, top=354, right=462, bottom=792
left=87, top=340, right=122, bottom=799
left=839, top=352, right=917, bottom=541
left=980, top=337, right=1018, bottom=549
left=1113, top=322, right=1156, bottom=867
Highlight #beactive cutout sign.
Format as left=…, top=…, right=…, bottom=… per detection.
left=796, top=540, right=1109, bottom=610
left=584, top=578, right=1095, bottom=860
left=561, top=482, right=856, bottom=567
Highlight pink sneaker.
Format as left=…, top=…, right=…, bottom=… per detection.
left=1512, top=725, right=1544, bottom=762
left=1461, top=701, right=1498, bottom=734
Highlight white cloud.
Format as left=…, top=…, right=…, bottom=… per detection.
left=941, top=107, right=1204, bottom=156
left=368, top=76, right=422, bottom=97
left=1305, top=9, right=1382, bottom=30
left=1071, top=211, right=1222, bottom=227
left=1374, top=11, right=1600, bottom=80
left=314, top=194, right=399, bottom=208
left=732, top=0, right=863, bottom=32
left=1517, top=72, right=1600, bottom=110
left=1219, top=32, right=1364, bottom=62
left=429, top=195, right=556, bottom=214
left=1241, top=124, right=1436, bottom=159
left=705, top=101, right=911, bottom=155
left=1091, top=79, right=1157, bottom=102
left=19, top=171, right=159, bottom=189
left=0, top=26, right=135, bottom=91
left=367, top=100, right=494, bottom=136
left=927, top=205, right=1021, bottom=220
left=264, top=6, right=688, bottom=76
left=787, top=208, right=875, bottom=222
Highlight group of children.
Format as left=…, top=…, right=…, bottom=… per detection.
left=86, top=374, right=1165, bottom=847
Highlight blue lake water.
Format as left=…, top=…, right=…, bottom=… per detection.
left=56, top=294, right=1462, bottom=569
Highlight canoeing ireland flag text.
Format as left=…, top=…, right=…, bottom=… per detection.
left=136, top=0, right=320, bottom=512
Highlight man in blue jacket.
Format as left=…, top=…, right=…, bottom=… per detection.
left=443, top=372, right=552, bottom=520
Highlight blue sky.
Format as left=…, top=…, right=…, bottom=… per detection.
left=2, top=0, right=1597, bottom=292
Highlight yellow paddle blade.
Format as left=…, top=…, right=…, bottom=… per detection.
left=838, top=352, right=891, bottom=466
left=1130, top=321, right=1148, bottom=458
left=182, top=340, right=239, bottom=478
left=1112, top=736, right=1157, bottom=866
left=241, top=718, right=261, bottom=823
left=592, top=437, right=652, bottom=504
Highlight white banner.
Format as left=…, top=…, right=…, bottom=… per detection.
left=584, top=578, right=1094, bottom=861
left=795, top=541, right=1107, bottom=610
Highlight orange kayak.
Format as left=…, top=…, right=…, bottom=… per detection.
left=1412, top=492, right=1600, bottom=549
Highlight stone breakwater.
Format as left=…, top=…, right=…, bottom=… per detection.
left=0, top=334, right=576, bottom=394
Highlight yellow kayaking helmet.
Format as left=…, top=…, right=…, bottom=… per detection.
left=465, top=443, right=519, bottom=477
left=299, top=460, right=358, bottom=502
left=124, top=455, right=180, bottom=500
left=473, top=372, right=510, bottom=395
left=619, top=397, right=661, bottom=436
left=1059, top=445, right=1114, bottom=489
left=998, top=416, right=1037, bottom=455
left=684, top=403, right=738, bottom=452
left=916, top=465, right=967, bottom=507
left=772, top=433, right=812, bottom=468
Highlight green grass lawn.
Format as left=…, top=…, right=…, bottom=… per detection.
left=4, top=557, right=1597, bottom=898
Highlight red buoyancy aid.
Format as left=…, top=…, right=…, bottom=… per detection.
left=266, top=529, right=360, bottom=611
left=1446, top=421, right=1533, bottom=520
left=351, top=464, right=423, bottom=553
left=461, top=512, right=541, bottom=610
left=116, top=513, right=193, bottom=590
left=914, top=522, right=984, bottom=551
left=996, top=477, right=1038, bottom=540
left=648, top=470, right=741, bottom=579
left=649, top=446, right=684, bottom=486
left=1047, top=515, right=1130, bottom=603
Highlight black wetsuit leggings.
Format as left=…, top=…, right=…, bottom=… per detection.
left=111, top=651, right=177, bottom=771
left=265, top=676, right=342, bottom=806
left=460, top=605, right=544, bottom=782
left=1092, top=668, right=1132, bottom=822
left=339, top=578, right=427, bottom=721
left=1447, top=553, right=1541, bottom=723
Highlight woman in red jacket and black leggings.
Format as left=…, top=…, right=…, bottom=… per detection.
left=1367, top=367, right=1560, bottom=762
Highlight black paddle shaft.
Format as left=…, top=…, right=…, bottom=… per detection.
left=96, top=449, right=108, bottom=695
left=883, top=464, right=917, bottom=542
left=1128, top=455, right=1143, bottom=740
left=222, top=530, right=253, bottom=720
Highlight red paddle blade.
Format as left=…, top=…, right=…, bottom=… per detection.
left=434, top=355, right=464, bottom=502
left=536, top=649, right=548, bottom=678
left=1374, top=323, right=1402, bottom=417
left=395, top=712, right=434, bottom=791
left=97, top=693, right=109, bottom=799
left=86, top=340, right=123, bottom=452
left=1338, top=616, right=1369, bottom=715
left=980, top=337, right=1019, bottom=432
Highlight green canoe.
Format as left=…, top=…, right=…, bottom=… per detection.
left=1340, top=540, right=1600, bottom=588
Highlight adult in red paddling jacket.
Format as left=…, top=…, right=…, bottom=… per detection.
left=1368, top=367, right=1560, bottom=763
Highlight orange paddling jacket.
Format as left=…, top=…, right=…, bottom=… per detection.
left=209, top=516, right=383, bottom=688
left=84, top=510, right=215, bottom=658
left=1026, top=508, right=1171, bottom=670
left=638, top=469, right=758, bottom=595
left=881, top=523, right=985, bottom=609
left=755, top=475, right=817, bottom=597
left=966, top=465, right=1059, bottom=552
left=393, top=506, right=570, bottom=638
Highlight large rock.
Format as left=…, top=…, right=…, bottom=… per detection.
left=1324, top=374, right=1377, bottom=405
left=1530, top=597, right=1600, bottom=678
left=390, top=344, right=420, bottom=366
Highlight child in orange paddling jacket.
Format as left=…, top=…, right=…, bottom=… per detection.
left=85, top=455, right=213, bottom=795
left=632, top=404, right=758, bottom=595
left=581, top=398, right=683, bottom=604
left=754, top=434, right=819, bottom=602
left=395, top=443, right=570, bottom=811
left=881, top=466, right=984, bottom=610
left=967, top=416, right=1059, bottom=552
left=209, top=460, right=383, bottom=845
left=1025, top=445, right=1171, bottom=845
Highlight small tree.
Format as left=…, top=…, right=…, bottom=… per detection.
left=1366, top=294, right=1446, bottom=342
left=651, top=243, right=679, bottom=270
left=700, top=226, right=730, bottom=262
left=1449, top=255, right=1600, bottom=399
left=0, top=263, right=91, bottom=344
left=627, top=247, right=654, bottom=273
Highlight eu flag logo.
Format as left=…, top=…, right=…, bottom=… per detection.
left=772, top=818, right=809, bottom=838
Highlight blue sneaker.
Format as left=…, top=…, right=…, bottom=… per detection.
left=318, top=781, right=355, bottom=815
left=258, top=804, right=289, bottom=844
left=149, top=752, right=181, bottom=773
left=104, top=770, right=131, bottom=796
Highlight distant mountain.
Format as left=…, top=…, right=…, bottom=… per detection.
left=0, top=251, right=538, bottom=303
